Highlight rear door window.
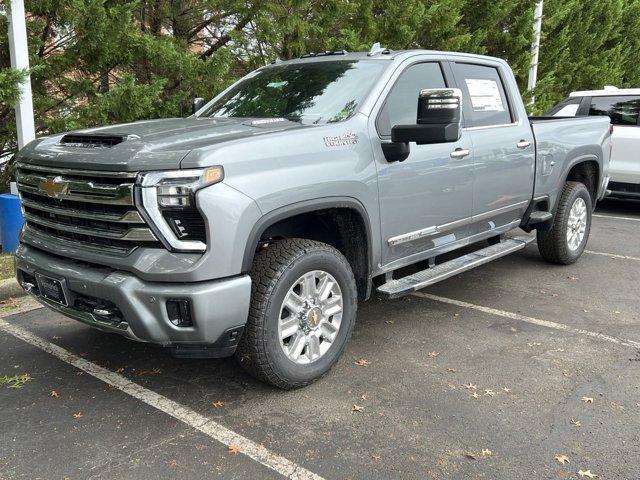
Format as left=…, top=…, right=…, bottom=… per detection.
left=452, top=63, right=513, bottom=127
left=588, top=96, right=640, bottom=126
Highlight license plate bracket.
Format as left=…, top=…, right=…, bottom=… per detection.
left=35, top=273, right=69, bottom=307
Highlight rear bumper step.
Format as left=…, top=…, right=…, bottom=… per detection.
left=377, top=236, right=534, bottom=299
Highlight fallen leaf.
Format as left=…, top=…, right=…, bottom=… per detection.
left=482, top=449, right=492, bottom=456
left=228, top=445, right=241, bottom=454
left=464, top=383, right=477, bottom=390
left=352, top=404, right=364, bottom=413
left=73, top=412, right=83, bottom=419
left=571, top=419, right=582, bottom=427
left=578, top=470, right=597, bottom=478
left=428, top=351, right=440, bottom=357
left=49, top=390, right=60, bottom=398
left=115, top=367, right=125, bottom=373
left=581, top=397, right=594, bottom=404
left=354, top=358, right=370, bottom=367
left=484, top=389, right=495, bottom=397
left=555, top=454, right=570, bottom=464
left=385, top=320, right=395, bottom=324
left=613, top=310, right=621, bottom=314
left=446, top=368, right=458, bottom=373
left=211, top=401, right=224, bottom=408
left=371, top=453, right=381, bottom=461
left=166, top=459, right=178, bottom=468
left=502, top=387, right=511, bottom=393
left=471, top=392, right=480, bottom=399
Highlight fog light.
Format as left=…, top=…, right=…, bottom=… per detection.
left=167, top=299, right=193, bottom=327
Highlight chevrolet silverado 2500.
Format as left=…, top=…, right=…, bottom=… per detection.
left=14, top=48, right=611, bottom=389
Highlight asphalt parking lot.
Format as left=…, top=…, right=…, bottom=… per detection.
left=1, top=198, right=639, bottom=480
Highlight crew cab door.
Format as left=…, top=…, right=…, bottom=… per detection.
left=371, top=60, right=474, bottom=268
left=450, top=61, right=535, bottom=233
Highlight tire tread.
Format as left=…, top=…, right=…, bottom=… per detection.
left=236, top=238, right=356, bottom=389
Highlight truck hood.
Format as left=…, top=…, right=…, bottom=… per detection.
left=18, top=117, right=306, bottom=172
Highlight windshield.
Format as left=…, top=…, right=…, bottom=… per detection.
left=198, top=60, right=386, bottom=124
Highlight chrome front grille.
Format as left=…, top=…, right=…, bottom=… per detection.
left=16, top=163, right=161, bottom=254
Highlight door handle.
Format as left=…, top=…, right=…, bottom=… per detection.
left=450, top=148, right=471, bottom=159
left=517, top=140, right=532, bottom=149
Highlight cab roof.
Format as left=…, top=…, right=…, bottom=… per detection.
left=273, top=49, right=506, bottom=66
left=570, top=86, right=640, bottom=97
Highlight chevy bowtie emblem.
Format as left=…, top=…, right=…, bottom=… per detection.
left=38, top=176, right=68, bottom=198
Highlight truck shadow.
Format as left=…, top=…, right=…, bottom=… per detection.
left=596, top=198, right=640, bottom=217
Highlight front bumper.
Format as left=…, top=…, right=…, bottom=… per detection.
left=14, top=244, right=251, bottom=355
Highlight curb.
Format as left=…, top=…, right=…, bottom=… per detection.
left=0, top=277, right=25, bottom=301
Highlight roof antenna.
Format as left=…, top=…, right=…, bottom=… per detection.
left=368, top=42, right=387, bottom=56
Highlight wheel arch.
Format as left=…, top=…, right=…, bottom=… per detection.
left=559, top=155, right=601, bottom=208
left=242, top=197, right=373, bottom=300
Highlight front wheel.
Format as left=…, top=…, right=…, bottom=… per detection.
left=537, top=181, right=592, bottom=265
left=236, top=238, right=357, bottom=389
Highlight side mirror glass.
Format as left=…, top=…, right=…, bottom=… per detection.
left=391, top=88, right=462, bottom=146
left=192, top=97, right=206, bottom=115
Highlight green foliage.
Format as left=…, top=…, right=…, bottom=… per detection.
left=0, top=373, right=32, bottom=389
left=1, top=0, right=640, bottom=180
left=0, top=67, right=27, bottom=106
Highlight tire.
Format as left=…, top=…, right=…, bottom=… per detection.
left=537, top=181, right=592, bottom=265
left=235, top=238, right=357, bottom=389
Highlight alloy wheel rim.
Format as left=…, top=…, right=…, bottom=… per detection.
left=278, top=270, right=343, bottom=364
left=566, top=197, right=588, bottom=252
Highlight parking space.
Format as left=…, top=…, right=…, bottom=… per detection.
left=1, top=199, right=639, bottom=480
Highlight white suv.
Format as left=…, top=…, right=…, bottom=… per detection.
left=547, top=86, right=640, bottom=199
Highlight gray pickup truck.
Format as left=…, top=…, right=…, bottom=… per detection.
left=14, top=48, right=611, bottom=389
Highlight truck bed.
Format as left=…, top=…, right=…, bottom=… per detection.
left=529, top=115, right=611, bottom=208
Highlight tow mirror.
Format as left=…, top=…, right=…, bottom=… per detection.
left=390, top=88, right=462, bottom=147
left=192, top=97, right=206, bottom=115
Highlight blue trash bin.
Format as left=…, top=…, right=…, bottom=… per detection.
left=0, top=194, right=24, bottom=253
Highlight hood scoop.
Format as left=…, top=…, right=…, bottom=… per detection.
left=59, top=133, right=139, bottom=148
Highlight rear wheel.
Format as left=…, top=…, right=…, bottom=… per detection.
left=236, top=238, right=357, bottom=389
left=537, top=181, right=592, bottom=265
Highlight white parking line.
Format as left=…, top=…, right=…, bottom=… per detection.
left=594, top=213, right=640, bottom=222
left=585, top=250, right=640, bottom=262
left=412, top=292, right=640, bottom=349
left=0, top=317, right=325, bottom=480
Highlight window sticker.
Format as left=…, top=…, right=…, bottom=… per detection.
left=465, top=79, right=505, bottom=112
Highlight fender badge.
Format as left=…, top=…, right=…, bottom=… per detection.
left=323, top=132, right=358, bottom=147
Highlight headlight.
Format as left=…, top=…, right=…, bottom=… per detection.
left=137, top=167, right=224, bottom=252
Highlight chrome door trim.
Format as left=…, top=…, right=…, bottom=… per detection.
left=387, top=200, right=529, bottom=246
left=462, top=122, right=519, bottom=132
left=388, top=226, right=438, bottom=246
left=472, top=200, right=529, bottom=222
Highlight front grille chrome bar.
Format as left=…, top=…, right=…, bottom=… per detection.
left=20, top=198, right=144, bottom=224
left=15, top=162, right=138, bottom=178
left=23, top=213, right=157, bottom=241
left=16, top=171, right=134, bottom=206
left=16, top=162, right=163, bottom=255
